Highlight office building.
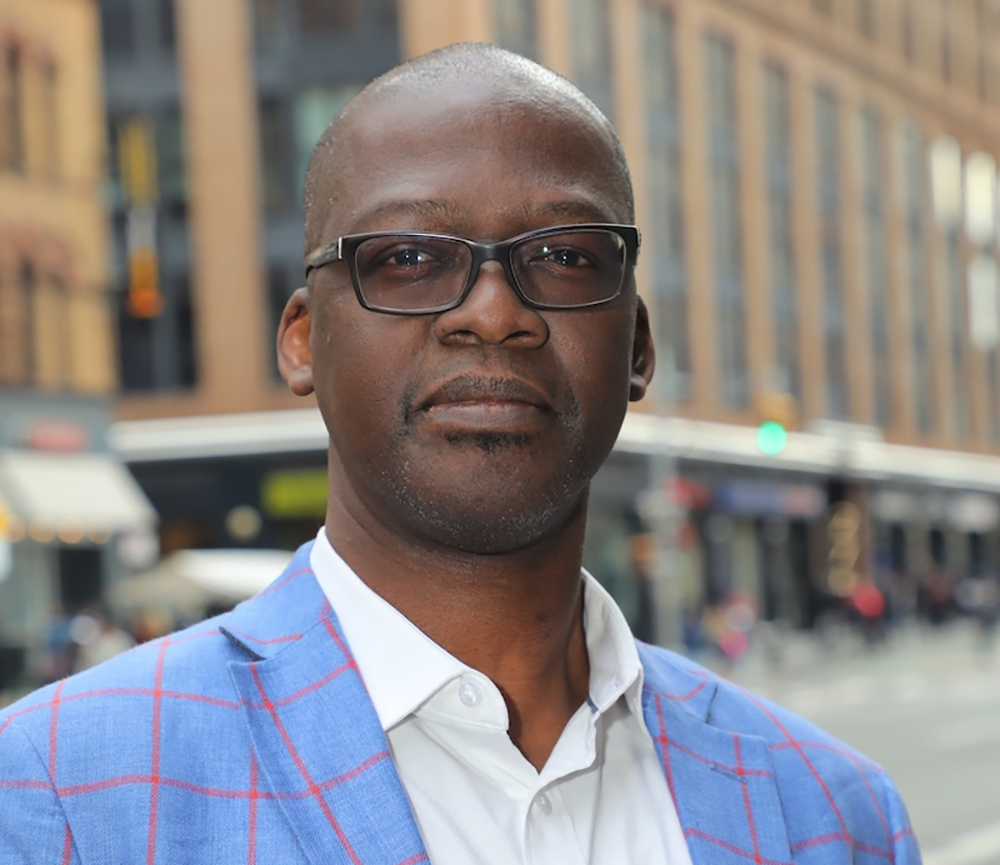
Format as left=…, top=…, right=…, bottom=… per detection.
left=0, top=0, right=155, bottom=688
left=106, top=0, right=1000, bottom=640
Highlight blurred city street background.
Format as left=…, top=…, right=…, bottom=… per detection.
left=729, top=621, right=1000, bottom=863
left=2, top=0, right=1000, bottom=858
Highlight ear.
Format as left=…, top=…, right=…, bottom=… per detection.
left=629, top=296, right=656, bottom=402
left=277, top=286, right=315, bottom=396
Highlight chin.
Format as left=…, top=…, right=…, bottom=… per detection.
left=405, top=505, right=576, bottom=555
left=387, top=473, right=590, bottom=556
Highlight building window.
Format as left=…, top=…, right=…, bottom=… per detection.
left=100, top=0, right=136, bottom=58
left=902, top=122, right=932, bottom=434
left=119, top=273, right=197, bottom=391
left=296, top=0, right=356, bottom=33
left=931, top=135, right=968, bottom=439
left=941, top=0, right=953, bottom=82
left=901, top=0, right=915, bottom=62
left=19, top=262, right=36, bottom=384
left=156, top=109, right=187, bottom=216
left=706, top=33, right=747, bottom=409
left=158, top=0, right=177, bottom=52
left=2, top=45, right=24, bottom=173
left=495, top=0, right=537, bottom=60
left=110, top=109, right=197, bottom=393
left=254, top=0, right=284, bottom=46
left=643, top=3, right=688, bottom=400
left=764, top=62, right=799, bottom=401
left=815, top=86, right=848, bottom=419
left=293, top=86, right=359, bottom=204
left=376, top=0, right=397, bottom=26
left=41, top=62, right=60, bottom=180
left=50, top=275, right=70, bottom=387
left=945, top=228, right=968, bottom=437
left=857, top=0, right=877, bottom=39
left=32, top=272, right=70, bottom=389
left=0, top=261, right=32, bottom=385
left=570, top=0, right=614, bottom=121
left=259, top=86, right=359, bottom=215
left=267, top=267, right=296, bottom=379
left=862, top=107, right=892, bottom=430
left=259, top=98, right=294, bottom=215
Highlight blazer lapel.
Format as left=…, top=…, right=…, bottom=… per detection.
left=638, top=644, right=792, bottom=865
left=222, top=546, right=428, bottom=865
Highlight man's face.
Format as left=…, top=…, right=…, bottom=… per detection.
left=294, top=84, right=653, bottom=554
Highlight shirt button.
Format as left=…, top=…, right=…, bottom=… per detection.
left=458, top=680, right=482, bottom=707
left=536, top=793, right=552, bottom=815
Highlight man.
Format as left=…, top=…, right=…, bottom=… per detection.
left=0, top=45, right=918, bottom=864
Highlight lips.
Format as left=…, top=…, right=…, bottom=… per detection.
left=415, top=375, right=551, bottom=434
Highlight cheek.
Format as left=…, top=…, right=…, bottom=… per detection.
left=552, top=311, right=636, bottom=406
left=312, top=302, right=425, bottom=435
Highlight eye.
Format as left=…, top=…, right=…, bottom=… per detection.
left=384, top=246, right=436, bottom=268
left=535, top=246, right=594, bottom=268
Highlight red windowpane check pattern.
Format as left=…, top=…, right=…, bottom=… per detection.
left=0, top=543, right=917, bottom=865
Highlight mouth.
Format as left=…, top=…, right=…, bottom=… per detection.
left=415, top=375, right=552, bottom=434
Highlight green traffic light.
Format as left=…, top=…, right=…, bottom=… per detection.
left=756, top=420, right=788, bottom=455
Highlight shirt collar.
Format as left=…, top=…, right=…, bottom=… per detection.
left=310, top=529, right=467, bottom=730
left=309, top=529, right=645, bottom=731
left=579, top=567, right=645, bottom=718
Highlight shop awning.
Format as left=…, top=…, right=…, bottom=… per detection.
left=110, top=549, right=294, bottom=618
left=110, top=407, right=1000, bottom=495
left=617, top=413, right=1000, bottom=493
left=0, top=449, right=157, bottom=534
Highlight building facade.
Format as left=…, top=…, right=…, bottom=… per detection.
left=105, top=0, right=1000, bottom=645
left=0, top=0, right=155, bottom=689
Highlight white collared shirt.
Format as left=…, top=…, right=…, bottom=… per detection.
left=310, top=530, right=691, bottom=865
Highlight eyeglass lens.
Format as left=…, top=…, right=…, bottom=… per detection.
left=352, top=229, right=627, bottom=312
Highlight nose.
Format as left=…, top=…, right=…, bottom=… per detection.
left=433, top=261, right=549, bottom=349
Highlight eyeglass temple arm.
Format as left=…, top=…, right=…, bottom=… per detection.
left=304, top=238, right=344, bottom=275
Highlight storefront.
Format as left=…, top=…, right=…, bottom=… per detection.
left=0, top=393, right=156, bottom=687
left=109, top=408, right=1000, bottom=648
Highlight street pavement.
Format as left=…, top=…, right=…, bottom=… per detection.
left=720, top=621, right=1000, bottom=865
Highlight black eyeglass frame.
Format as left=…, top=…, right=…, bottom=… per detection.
left=304, top=223, right=641, bottom=315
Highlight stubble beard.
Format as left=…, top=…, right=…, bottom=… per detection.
left=376, top=388, right=595, bottom=555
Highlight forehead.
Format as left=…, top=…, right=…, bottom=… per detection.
left=320, top=87, right=629, bottom=240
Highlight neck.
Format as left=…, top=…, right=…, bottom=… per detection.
left=324, top=482, right=591, bottom=770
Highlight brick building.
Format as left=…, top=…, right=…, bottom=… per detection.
left=103, top=0, right=1000, bottom=638
left=0, top=0, right=154, bottom=683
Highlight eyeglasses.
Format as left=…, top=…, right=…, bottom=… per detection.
left=304, top=223, right=640, bottom=315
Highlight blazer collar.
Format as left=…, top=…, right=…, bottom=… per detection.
left=222, top=543, right=429, bottom=865
left=638, top=643, right=793, bottom=865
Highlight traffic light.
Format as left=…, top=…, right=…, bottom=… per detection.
left=754, top=390, right=797, bottom=456
left=756, top=420, right=788, bottom=455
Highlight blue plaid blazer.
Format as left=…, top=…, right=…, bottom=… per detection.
left=1, top=542, right=919, bottom=864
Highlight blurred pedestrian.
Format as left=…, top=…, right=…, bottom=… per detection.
left=71, top=610, right=135, bottom=673
left=957, top=568, right=1000, bottom=653
left=0, top=44, right=919, bottom=864
left=848, top=581, right=887, bottom=646
left=40, top=604, right=73, bottom=683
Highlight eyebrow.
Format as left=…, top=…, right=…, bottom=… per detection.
left=358, top=199, right=459, bottom=223
left=355, top=198, right=616, bottom=227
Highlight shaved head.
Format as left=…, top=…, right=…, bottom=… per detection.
left=302, top=42, right=634, bottom=256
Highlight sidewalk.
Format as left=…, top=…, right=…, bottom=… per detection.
left=700, top=618, right=1000, bottom=700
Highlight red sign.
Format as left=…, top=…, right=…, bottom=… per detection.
left=24, top=420, right=91, bottom=452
